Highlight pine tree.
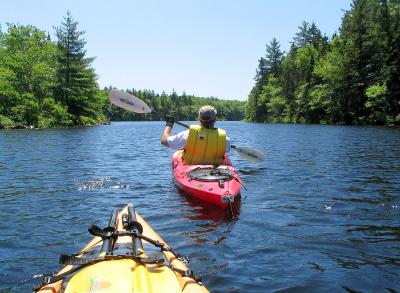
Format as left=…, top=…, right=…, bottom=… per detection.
left=385, top=0, right=400, bottom=122
left=54, top=10, right=100, bottom=124
left=246, top=38, right=285, bottom=122
left=254, top=57, right=268, bottom=85
left=293, top=21, right=311, bottom=48
left=293, top=21, right=327, bottom=49
left=265, top=38, right=285, bottom=76
left=340, top=0, right=387, bottom=123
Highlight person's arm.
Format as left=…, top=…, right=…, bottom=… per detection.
left=161, top=116, right=174, bottom=147
left=161, top=125, right=172, bottom=147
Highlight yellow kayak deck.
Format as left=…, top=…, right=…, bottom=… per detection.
left=37, top=204, right=209, bottom=293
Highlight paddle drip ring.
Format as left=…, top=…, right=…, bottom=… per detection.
left=188, top=168, right=233, bottom=182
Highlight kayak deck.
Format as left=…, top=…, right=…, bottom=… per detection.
left=36, top=204, right=209, bottom=293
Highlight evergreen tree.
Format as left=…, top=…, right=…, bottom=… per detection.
left=385, top=0, right=400, bottom=122
left=249, top=57, right=269, bottom=121
left=293, top=21, right=328, bottom=49
left=245, top=86, right=258, bottom=121
left=340, top=0, right=387, bottom=123
left=254, top=39, right=285, bottom=121
left=265, top=38, right=285, bottom=76
left=254, top=57, right=268, bottom=85
left=246, top=38, right=285, bottom=122
left=54, top=10, right=102, bottom=124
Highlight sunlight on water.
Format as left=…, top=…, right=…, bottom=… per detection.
left=76, top=176, right=130, bottom=190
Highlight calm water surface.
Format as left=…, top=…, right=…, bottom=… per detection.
left=0, top=121, right=399, bottom=292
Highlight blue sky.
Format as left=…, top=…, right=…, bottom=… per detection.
left=1, top=0, right=351, bottom=100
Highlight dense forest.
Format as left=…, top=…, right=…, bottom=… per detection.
left=246, top=0, right=400, bottom=125
left=0, top=12, right=245, bottom=129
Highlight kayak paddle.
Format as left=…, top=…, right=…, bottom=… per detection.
left=108, top=89, right=266, bottom=163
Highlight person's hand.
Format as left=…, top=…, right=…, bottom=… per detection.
left=165, top=115, right=174, bottom=127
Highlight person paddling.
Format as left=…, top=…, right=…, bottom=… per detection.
left=161, top=105, right=231, bottom=165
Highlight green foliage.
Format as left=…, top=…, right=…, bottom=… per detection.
left=0, top=24, right=58, bottom=127
left=0, top=114, right=14, bottom=128
left=258, top=76, right=286, bottom=122
left=364, top=83, right=389, bottom=124
left=313, top=36, right=344, bottom=85
left=396, top=114, right=400, bottom=124
left=37, top=97, right=73, bottom=128
left=245, top=87, right=258, bottom=121
left=246, top=0, right=400, bottom=125
left=78, top=115, right=97, bottom=125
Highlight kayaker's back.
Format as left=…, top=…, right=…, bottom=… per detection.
left=183, top=125, right=226, bottom=165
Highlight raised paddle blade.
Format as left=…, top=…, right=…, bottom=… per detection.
left=233, top=146, right=266, bottom=163
left=108, top=89, right=152, bottom=114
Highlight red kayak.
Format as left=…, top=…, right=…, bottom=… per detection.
left=171, top=150, right=242, bottom=209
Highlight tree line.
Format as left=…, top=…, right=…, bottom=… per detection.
left=246, top=0, right=400, bottom=125
left=0, top=12, right=245, bottom=129
left=104, top=88, right=245, bottom=121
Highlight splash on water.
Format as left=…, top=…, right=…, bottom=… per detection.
left=77, top=177, right=129, bottom=190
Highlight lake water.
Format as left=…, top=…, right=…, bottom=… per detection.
left=0, top=121, right=399, bottom=292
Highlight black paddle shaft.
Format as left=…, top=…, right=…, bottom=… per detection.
left=99, top=209, right=118, bottom=254
left=127, top=205, right=144, bottom=255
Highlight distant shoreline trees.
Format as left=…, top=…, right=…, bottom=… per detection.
left=246, top=0, right=400, bottom=125
left=103, top=88, right=246, bottom=122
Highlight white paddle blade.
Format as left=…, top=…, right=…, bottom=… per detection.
left=108, top=90, right=152, bottom=114
left=234, top=146, right=266, bottom=163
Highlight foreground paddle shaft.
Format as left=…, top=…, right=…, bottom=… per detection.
left=99, top=208, right=118, bottom=255
left=127, top=205, right=144, bottom=256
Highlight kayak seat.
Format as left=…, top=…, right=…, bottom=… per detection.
left=188, top=168, right=233, bottom=182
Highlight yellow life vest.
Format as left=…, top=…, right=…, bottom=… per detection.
left=183, top=125, right=226, bottom=165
